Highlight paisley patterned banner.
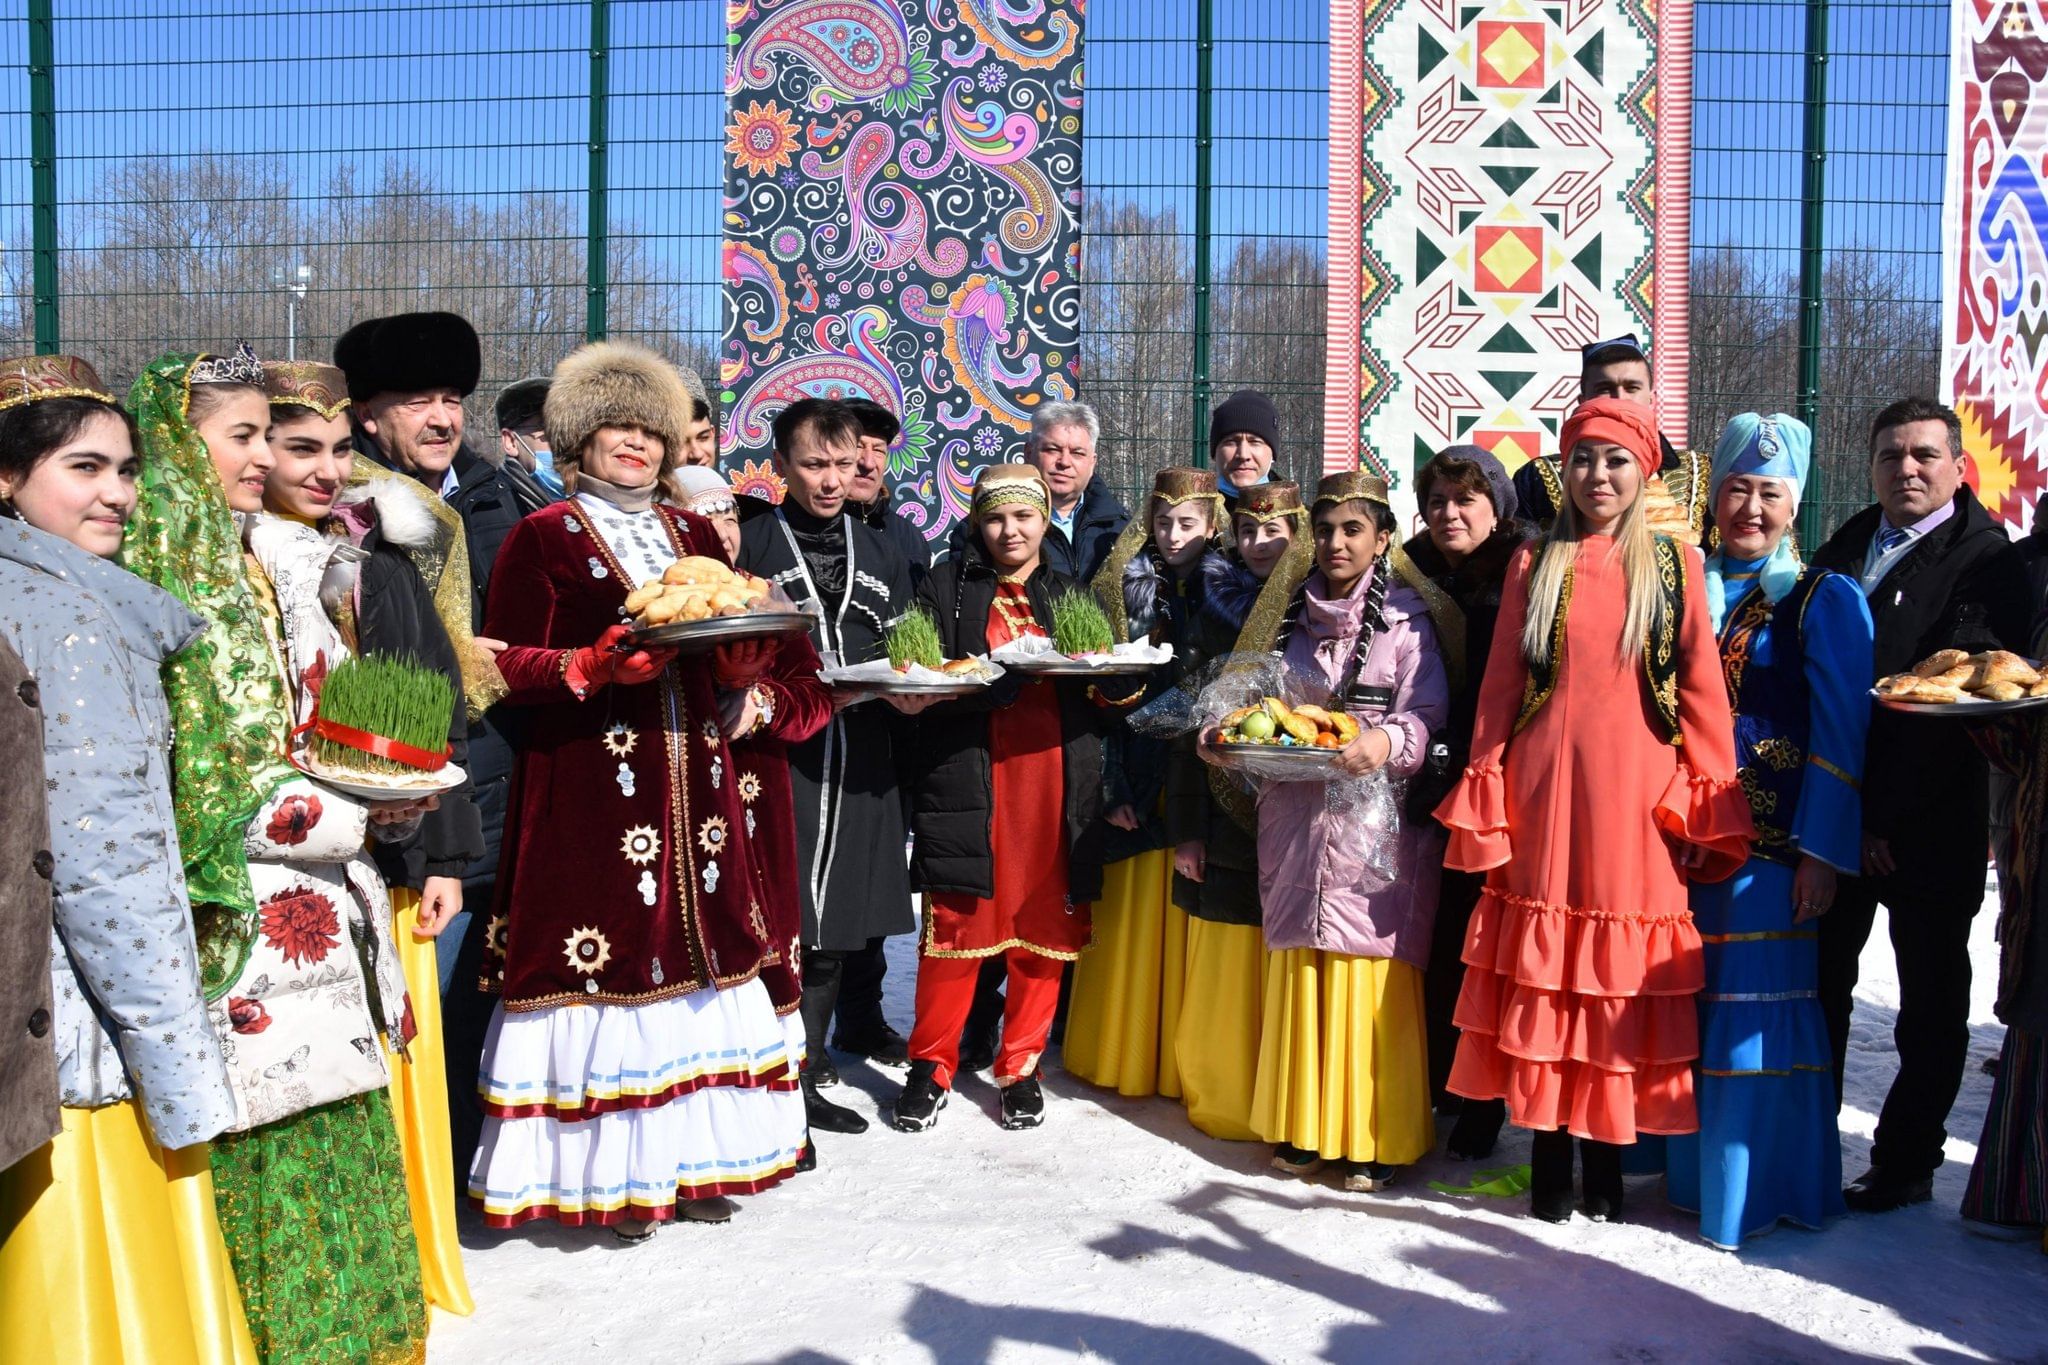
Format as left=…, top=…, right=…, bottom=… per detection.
left=719, top=0, right=1085, bottom=548
left=1943, top=0, right=2048, bottom=530
left=1330, top=0, right=1668, bottom=494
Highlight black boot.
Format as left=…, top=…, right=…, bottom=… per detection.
left=794, top=1140, right=818, bottom=1173
left=1580, top=1139, right=1624, bottom=1222
left=998, top=1074, right=1045, bottom=1130
left=802, top=1072, right=869, bottom=1134
left=1529, top=1129, right=1575, bottom=1223
left=834, top=1020, right=911, bottom=1068
left=958, top=957, right=1006, bottom=1074
left=1446, top=1098, right=1506, bottom=1161
left=891, top=1059, right=948, bottom=1132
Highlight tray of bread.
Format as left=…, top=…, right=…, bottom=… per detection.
left=622, top=556, right=820, bottom=651
left=1873, top=649, right=2048, bottom=715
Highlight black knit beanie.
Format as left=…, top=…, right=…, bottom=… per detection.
left=1209, top=389, right=1280, bottom=453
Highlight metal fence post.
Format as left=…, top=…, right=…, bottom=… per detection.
left=1795, top=0, right=1829, bottom=548
left=586, top=0, right=610, bottom=342
left=1190, top=0, right=1213, bottom=467
left=27, top=0, right=58, bottom=353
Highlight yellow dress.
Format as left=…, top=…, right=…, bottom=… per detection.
left=1248, top=949, right=1435, bottom=1164
left=1062, top=847, right=1185, bottom=1097
left=384, top=887, right=474, bottom=1318
left=0, top=1100, right=257, bottom=1365
left=1174, top=917, right=1268, bottom=1140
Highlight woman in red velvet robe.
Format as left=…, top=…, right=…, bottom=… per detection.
left=467, top=342, right=829, bottom=1238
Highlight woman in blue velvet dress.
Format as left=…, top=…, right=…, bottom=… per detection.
left=1664, top=413, right=1872, bottom=1248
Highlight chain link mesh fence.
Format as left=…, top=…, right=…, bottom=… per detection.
left=0, top=1, right=1950, bottom=542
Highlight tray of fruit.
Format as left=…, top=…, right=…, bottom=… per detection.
left=1200, top=696, right=1360, bottom=774
left=1872, top=649, right=2048, bottom=715
left=623, top=556, right=820, bottom=651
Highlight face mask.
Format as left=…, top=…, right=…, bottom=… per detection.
left=517, top=433, right=565, bottom=494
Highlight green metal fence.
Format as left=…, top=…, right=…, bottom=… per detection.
left=0, top=0, right=1953, bottom=544
left=1688, top=0, right=1950, bottom=544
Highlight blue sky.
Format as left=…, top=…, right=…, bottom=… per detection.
left=0, top=0, right=1947, bottom=343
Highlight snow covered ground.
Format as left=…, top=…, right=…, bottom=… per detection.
left=430, top=892, right=2044, bottom=1363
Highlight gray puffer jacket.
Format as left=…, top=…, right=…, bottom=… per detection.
left=0, top=518, right=236, bottom=1148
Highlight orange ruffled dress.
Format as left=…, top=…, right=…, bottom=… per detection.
left=1435, top=537, right=1751, bottom=1144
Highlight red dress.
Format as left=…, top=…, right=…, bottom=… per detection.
left=925, top=580, right=1091, bottom=959
left=1435, top=537, right=1752, bottom=1143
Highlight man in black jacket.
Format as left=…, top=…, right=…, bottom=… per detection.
left=737, top=399, right=919, bottom=1136
left=1808, top=397, right=2031, bottom=1212
left=945, top=401, right=1129, bottom=582
left=334, top=310, right=560, bottom=1182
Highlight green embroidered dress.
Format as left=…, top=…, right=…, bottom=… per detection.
left=124, top=354, right=426, bottom=1364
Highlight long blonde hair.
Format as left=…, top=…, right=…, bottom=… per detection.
left=1520, top=472, right=1666, bottom=667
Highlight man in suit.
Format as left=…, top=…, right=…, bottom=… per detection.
left=1808, top=397, right=2031, bottom=1211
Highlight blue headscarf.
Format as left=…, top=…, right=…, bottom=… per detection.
left=1704, top=412, right=1812, bottom=631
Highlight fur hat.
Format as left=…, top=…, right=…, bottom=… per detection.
left=333, top=312, right=481, bottom=403
left=544, top=341, right=697, bottom=464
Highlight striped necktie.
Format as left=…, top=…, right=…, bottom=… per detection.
left=1874, top=522, right=1911, bottom=558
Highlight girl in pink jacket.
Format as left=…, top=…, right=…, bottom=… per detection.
left=1247, top=472, right=1450, bottom=1192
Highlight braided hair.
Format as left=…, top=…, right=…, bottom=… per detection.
left=1273, top=546, right=1394, bottom=709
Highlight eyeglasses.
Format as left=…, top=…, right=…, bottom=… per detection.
left=1581, top=333, right=1647, bottom=361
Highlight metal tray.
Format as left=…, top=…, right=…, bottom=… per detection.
left=295, top=759, right=469, bottom=801
left=1200, top=739, right=1345, bottom=771
left=1000, top=654, right=1161, bottom=677
left=831, top=678, right=989, bottom=701
left=625, top=608, right=820, bottom=652
left=1872, top=690, right=2048, bottom=718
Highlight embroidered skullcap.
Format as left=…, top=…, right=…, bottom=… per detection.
left=971, top=462, right=1050, bottom=522
left=1559, top=397, right=1660, bottom=482
left=0, top=353, right=116, bottom=411
left=1313, top=470, right=1393, bottom=510
left=1232, top=479, right=1306, bottom=524
left=672, top=463, right=737, bottom=514
left=262, top=360, right=351, bottom=420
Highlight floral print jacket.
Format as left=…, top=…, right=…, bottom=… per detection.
left=0, top=518, right=237, bottom=1148
left=207, top=517, right=411, bottom=1132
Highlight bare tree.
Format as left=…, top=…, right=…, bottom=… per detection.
left=26, top=154, right=703, bottom=412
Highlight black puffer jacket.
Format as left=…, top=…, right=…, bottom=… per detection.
left=907, top=545, right=1131, bottom=903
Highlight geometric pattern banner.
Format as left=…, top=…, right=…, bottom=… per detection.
left=1338, top=0, right=1664, bottom=495
left=719, top=0, right=1084, bottom=549
left=1943, top=0, right=2048, bottom=531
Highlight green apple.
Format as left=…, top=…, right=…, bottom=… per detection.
left=1239, top=710, right=1276, bottom=741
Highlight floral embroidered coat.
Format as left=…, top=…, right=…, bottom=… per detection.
left=205, top=517, right=412, bottom=1131
left=480, top=501, right=799, bottom=1010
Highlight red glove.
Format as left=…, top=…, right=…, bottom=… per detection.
left=564, top=625, right=676, bottom=700
left=712, top=636, right=780, bottom=690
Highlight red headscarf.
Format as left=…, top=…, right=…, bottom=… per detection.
left=1559, top=397, right=1660, bottom=481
